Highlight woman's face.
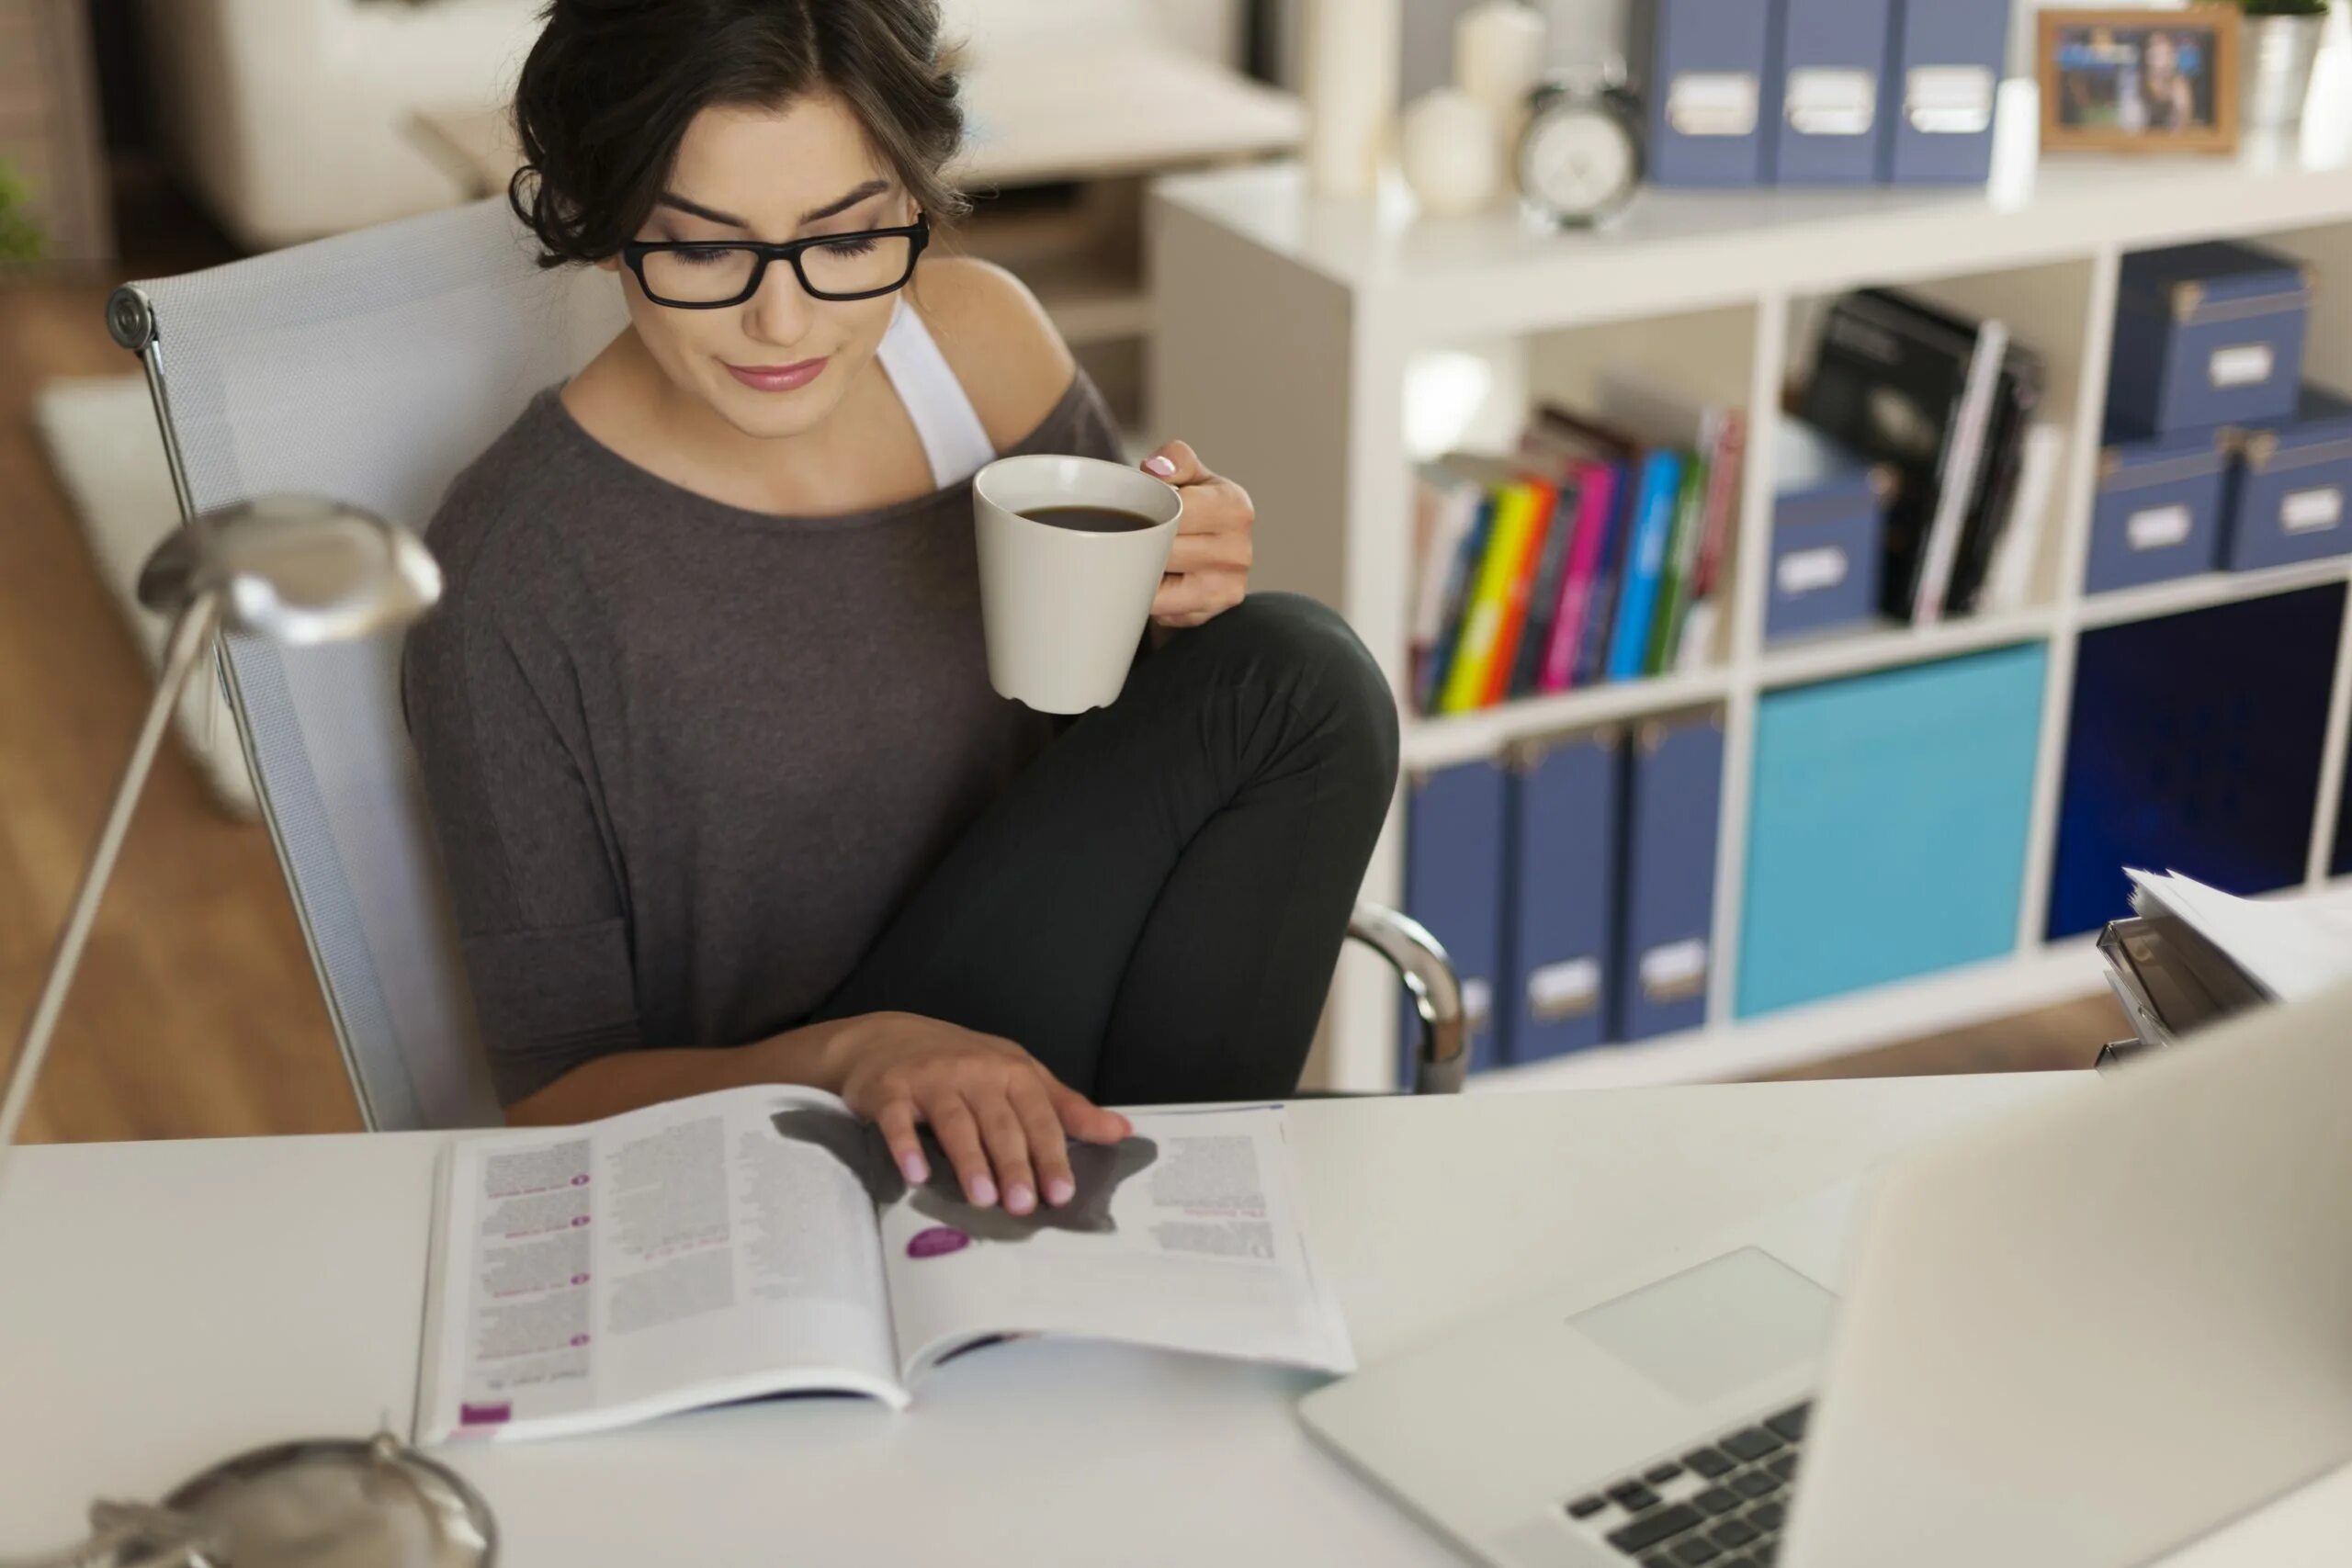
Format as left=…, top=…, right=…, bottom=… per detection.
left=2144, top=33, right=2177, bottom=81
left=609, top=92, right=915, bottom=441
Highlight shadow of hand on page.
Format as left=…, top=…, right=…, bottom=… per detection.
left=771, top=1108, right=1159, bottom=1243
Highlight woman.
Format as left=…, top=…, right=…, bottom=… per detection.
left=401, top=0, right=1397, bottom=1223
left=2140, top=30, right=2199, bottom=133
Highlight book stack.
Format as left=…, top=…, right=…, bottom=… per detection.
left=1410, top=377, right=1745, bottom=718
left=1798, top=289, right=2067, bottom=626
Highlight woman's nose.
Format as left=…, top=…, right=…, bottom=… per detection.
left=744, top=257, right=815, bottom=346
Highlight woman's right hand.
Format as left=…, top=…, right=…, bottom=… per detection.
left=830, top=1013, right=1132, bottom=1218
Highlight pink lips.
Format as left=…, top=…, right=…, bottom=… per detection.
left=726, top=356, right=829, bottom=393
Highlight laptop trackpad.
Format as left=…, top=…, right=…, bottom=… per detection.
left=1569, top=1247, right=1836, bottom=1407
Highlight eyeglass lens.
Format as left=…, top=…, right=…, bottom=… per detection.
left=640, top=234, right=918, bottom=304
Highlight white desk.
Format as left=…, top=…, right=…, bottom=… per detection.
left=5, top=1075, right=2347, bottom=1565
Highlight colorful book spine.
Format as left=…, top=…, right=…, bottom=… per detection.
left=1689, top=410, right=1747, bottom=604
left=1645, top=454, right=1708, bottom=674
left=1574, top=461, right=1636, bottom=688
left=1410, top=468, right=1483, bottom=658
left=1607, top=452, right=1687, bottom=681
left=1419, top=491, right=1495, bottom=715
left=1440, top=484, right=1538, bottom=714
left=1508, top=476, right=1581, bottom=699
left=1542, top=463, right=1621, bottom=693
left=1485, top=480, right=1559, bottom=706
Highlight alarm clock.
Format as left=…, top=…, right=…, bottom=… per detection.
left=1518, top=63, right=1645, bottom=229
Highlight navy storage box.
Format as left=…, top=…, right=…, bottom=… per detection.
left=1879, top=0, right=2006, bottom=185
left=2084, top=425, right=2230, bottom=593
left=2226, top=386, right=2352, bottom=571
left=2109, top=241, right=2311, bottom=436
left=1767, top=0, right=1894, bottom=186
left=2050, top=586, right=2343, bottom=939
left=1631, top=0, right=1775, bottom=187
left=1768, top=420, right=1887, bottom=641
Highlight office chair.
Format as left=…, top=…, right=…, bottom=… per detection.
left=109, top=197, right=1467, bottom=1132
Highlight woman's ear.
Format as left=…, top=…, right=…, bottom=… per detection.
left=595, top=255, right=621, bottom=274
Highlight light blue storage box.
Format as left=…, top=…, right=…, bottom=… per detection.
left=1737, top=643, right=2046, bottom=1017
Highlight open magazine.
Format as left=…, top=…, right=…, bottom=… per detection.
left=414, top=1085, right=1354, bottom=1443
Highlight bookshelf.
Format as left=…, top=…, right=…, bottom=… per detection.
left=1149, top=144, right=2352, bottom=1094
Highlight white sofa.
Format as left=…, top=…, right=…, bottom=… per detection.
left=144, top=0, right=542, bottom=252
left=144, top=0, right=1247, bottom=252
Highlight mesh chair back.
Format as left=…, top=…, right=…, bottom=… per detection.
left=118, top=197, right=627, bottom=1130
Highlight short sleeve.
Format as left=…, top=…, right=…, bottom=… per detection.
left=402, top=589, right=643, bottom=1106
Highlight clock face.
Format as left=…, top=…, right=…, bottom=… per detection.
left=1524, top=107, right=1638, bottom=220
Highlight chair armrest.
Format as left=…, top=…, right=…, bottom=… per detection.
left=1345, top=903, right=1467, bottom=1096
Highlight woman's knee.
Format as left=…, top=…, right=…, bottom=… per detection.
left=1198, top=593, right=1400, bottom=788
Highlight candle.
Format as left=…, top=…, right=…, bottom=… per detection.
left=1455, top=0, right=1549, bottom=152
left=1303, top=0, right=1402, bottom=198
left=1401, top=88, right=1503, bottom=217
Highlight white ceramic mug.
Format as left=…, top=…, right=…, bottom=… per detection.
left=972, top=454, right=1183, bottom=714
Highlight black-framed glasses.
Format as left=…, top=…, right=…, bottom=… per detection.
left=620, top=215, right=930, bottom=309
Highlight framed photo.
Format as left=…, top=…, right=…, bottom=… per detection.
left=2038, top=6, right=2243, bottom=155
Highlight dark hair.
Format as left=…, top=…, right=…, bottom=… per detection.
left=510, top=0, right=965, bottom=267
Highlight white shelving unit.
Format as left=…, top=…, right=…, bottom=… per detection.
left=1148, top=147, right=2352, bottom=1094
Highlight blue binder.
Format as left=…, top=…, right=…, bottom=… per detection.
left=1506, top=733, right=1621, bottom=1065
left=1880, top=0, right=2007, bottom=185
left=1631, top=0, right=1779, bottom=187
left=1768, top=0, right=1895, bottom=185
left=1613, top=716, right=1724, bottom=1043
left=1402, top=760, right=1510, bottom=1078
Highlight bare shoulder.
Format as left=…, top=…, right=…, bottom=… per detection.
left=909, top=256, right=1077, bottom=450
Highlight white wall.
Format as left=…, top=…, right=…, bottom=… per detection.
left=942, top=0, right=1246, bottom=63
left=1271, top=0, right=1633, bottom=99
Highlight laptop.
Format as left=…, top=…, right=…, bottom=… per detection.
left=1299, top=981, right=2352, bottom=1568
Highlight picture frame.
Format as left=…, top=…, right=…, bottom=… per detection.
left=2038, top=6, right=2243, bottom=155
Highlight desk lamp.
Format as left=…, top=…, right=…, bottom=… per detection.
left=0, top=497, right=494, bottom=1568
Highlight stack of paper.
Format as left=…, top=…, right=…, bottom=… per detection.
left=2127, top=871, right=2352, bottom=1003
left=2098, top=872, right=2352, bottom=1061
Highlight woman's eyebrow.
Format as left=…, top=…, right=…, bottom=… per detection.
left=655, top=192, right=749, bottom=229
left=798, top=179, right=892, bottom=224
left=653, top=180, right=893, bottom=233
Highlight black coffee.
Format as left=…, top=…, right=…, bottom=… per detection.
left=1022, top=503, right=1158, bottom=533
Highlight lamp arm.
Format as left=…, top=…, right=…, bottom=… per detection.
left=0, top=595, right=220, bottom=1163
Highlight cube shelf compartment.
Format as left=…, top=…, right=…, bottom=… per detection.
left=1152, top=152, right=2352, bottom=1092
left=2048, top=586, right=2346, bottom=941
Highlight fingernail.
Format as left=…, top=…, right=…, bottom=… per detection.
left=901, top=1154, right=927, bottom=1183
left=971, top=1175, right=999, bottom=1207
left=1046, top=1179, right=1076, bottom=1206
left=1144, top=455, right=1177, bottom=478
left=1006, top=1183, right=1035, bottom=1214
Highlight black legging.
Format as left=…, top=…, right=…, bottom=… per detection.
left=809, top=592, right=1400, bottom=1104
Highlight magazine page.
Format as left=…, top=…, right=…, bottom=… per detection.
left=415, top=1084, right=902, bottom=1444
left=840, top=1104, right=1355, bottom=1385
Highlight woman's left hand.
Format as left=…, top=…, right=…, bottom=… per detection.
left=1142, top=441, right=1252, bottom=628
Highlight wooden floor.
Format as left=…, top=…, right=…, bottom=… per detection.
left=0, top=175, right=2126, bottom=1145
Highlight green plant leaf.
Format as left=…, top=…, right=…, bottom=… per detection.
left=0, top=156, right=48, bottom=264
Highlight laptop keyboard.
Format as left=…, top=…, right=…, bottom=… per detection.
left=1561, top=1401, right=1809, bottom=1566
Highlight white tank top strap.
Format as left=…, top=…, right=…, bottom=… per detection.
left=876, top=299, right=997, bottom=489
